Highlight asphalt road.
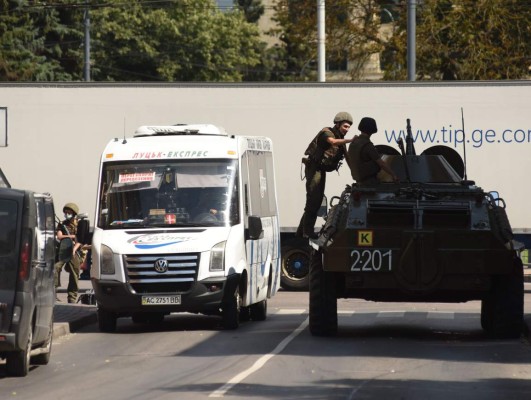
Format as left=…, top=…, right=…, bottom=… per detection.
left=1, top=287, right=531, bottom=400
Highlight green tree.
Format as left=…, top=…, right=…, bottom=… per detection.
left=383, top=0, right=531, bottom=80
left=0, top=0, right=82, bottom=81
left=235, top=0, right=264, bottom=23
left=269, top=0, right=384, bottom=81
left=91, top=0, right=262, bottom=81
left=1, top=0, right=264, bottom=82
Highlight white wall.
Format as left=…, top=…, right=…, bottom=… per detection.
left=1, top=82, right=530, bottom=230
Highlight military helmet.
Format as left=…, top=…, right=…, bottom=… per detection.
left=358, top=117, right=378, bottom=134
left=333, top=112, right=353, bottom=125
left=63, top=202, right=79, bottom=215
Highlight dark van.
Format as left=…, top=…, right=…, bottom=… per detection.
left=0, top=188, right=55, bottom=376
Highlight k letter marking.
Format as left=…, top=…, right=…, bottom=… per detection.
left=357, top=230, right=373, bottom=246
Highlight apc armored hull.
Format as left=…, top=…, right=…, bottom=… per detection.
left=309, top=143, right=524, bottom=339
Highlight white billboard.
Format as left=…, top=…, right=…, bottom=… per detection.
left=0, top=82, right=529, bottom=232
left=0, top=107, right=6, bottom=147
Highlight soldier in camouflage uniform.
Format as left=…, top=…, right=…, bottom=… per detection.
left=54, top=202, right=82, bottom=303
left=348, top=117, right=399, bottom=185
left=297, top=112, right=356, bottom=239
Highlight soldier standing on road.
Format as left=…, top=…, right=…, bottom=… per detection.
left=54, top=203, right=83, bottom=303
left=297, top=112, right=356, bottom=239
left=348, top=117, right=399, bottom=185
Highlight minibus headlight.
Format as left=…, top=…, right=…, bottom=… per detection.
left=210, top=241, right=226, bottom=271
left=100, top=245, right=115, bottom=275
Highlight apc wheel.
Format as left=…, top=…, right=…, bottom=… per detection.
left=32, top=316, right=53, bottom=365
left=98, top=307, right=117, bottom=333
left=6, top=328, right=32, bottom=377
left=250, top=299, right=267, bottom=321
left=281, top=241, right=311, bottom=291
left=222, top=290, right=241, bottom=330
left=481, top=256, right=524, bottom=339
left=309, top=249, right=338, bottom=337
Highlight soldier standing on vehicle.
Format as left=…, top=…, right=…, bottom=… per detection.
left=297, top=112, right=356, bottom=239
left=54, top=203, right=82, bottom=303
left=348, top=117, right=399, bottom=185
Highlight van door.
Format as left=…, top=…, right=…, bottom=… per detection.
left=0, top=193, right=21, bottom=333
left=241, top=150, right=277, bottom=303
left=33, top=195, right=55, bottom=340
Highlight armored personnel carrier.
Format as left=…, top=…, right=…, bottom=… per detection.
left=309, top=119, right=524, bottom=338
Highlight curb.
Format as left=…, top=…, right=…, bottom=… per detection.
left=52, top=323, right=71, bottom=339
left=52, top=312, right=97, bottom=339
left=524, top=316, right=531, bottom=342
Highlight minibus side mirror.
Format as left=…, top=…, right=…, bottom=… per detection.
left=246, top=215, right=263, bottom=240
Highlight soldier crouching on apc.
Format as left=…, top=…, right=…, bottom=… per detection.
left=348, top=117, right=399, bottom=185
left=297, top=112, right=356, bottom=239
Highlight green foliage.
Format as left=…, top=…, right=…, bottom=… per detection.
left=0, top=0, right=82, bottom=81
left=90, top=0, right=263, bottom=81
left=1, top=0, right=263, bottom=81
left=235, top=0, right=264, bottom=23
left=1, top=0, right=529, bottom=82
left=268, top=0, right=384, bottom=81
left=383, top=0, right=531, bottom=80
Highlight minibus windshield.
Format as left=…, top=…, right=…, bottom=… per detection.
left=97, top=159, right=239, bottom=229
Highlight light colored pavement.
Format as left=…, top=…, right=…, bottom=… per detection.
left=52, top=269, right=531, bottom=340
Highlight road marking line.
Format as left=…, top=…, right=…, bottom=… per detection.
left=209, top=317, right=309, bottom=398
left=275, top=309, right=307, bottom=315
left=427, top=311, right=455, bottom=319
left=377, top=311, right=405, bottom=318
left=338, top=310, right=355, bottom=316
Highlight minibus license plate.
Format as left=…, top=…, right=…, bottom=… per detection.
left=142, top=295, right=181, bottom=305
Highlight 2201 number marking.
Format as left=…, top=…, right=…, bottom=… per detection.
left=350, top=249, right=392, bottom=272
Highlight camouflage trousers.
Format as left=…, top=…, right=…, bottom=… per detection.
left=297, top=163, right=326, bottom=237
left=54, top=253, right=82, bottom=303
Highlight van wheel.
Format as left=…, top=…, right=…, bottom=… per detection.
left=309, top=249, right=338, bottom=337
left=281, top=241, right=310, bottom=291
left=32, top=317, right=53, bottom=365
left=6, top=328, right=32, bottom=377
left=98, top=308, right=117, bottom=333
left=222, top=290, right=240, bottom=330
left=250, top=299, right=267, bottom=321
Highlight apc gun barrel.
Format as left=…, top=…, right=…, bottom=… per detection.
left=396, top=138, right=411, bottom=183
left=405, top=118, right=416, bottom=155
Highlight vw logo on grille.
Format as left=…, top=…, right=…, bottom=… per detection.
left=154, top=258, right=169, bottom=273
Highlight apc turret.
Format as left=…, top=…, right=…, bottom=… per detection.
left=309, top=119, right=524, bottom=339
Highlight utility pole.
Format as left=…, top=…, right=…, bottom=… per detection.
left=83, top=0, right=91, bottom=82
left=317, top=0, right=326, bottom=82
left=407, top=0, right=416, bottom=81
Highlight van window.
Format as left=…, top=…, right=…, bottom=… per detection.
left=0, top=199, right=18, bottom=255
left=36, top=197, right=55, bottom=263
left=265, top=152, right=278, bottom=215
left=97, top=159, right=239, bottom=229
left=242, top=151, right=277, bottom=218
left=44, top=199, right=55, bottom=231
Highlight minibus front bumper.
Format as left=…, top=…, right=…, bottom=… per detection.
left=91, top=274, right=239, bottom=315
